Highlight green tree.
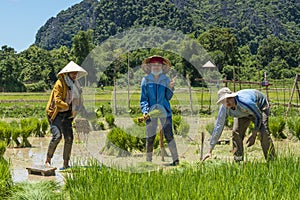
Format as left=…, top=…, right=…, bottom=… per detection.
left=0, top=46, right=24, bottom=92
left=71, top=29, right=95, bottom=65
left=198, top=28, right=239, bottom=71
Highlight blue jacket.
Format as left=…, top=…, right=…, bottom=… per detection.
left=210, top=89, right=269, bottom=150
left=140, top=73, right=174, bottom=117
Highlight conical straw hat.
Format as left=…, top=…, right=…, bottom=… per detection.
left=141, top=55, right=171, bottom=74
left=57, top=61, right=88, bottom=79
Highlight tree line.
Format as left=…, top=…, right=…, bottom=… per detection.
left=1, top=27, right=299, bottom=92
left=1, top=0, right=300, bottom=91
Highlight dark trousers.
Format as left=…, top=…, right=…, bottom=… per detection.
left=47, top=112, right=74, bottom=161
left=232, top=109, right=276, bottom=161
left=146, top=116, right=179, bottom=162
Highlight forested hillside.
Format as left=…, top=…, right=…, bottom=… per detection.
left=35, top=0, right=98, bottom=50
left=0, top=0, right=299, bottom=92
left=35, top=0, right=300, bottom=54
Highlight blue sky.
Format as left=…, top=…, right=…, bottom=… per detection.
left=0, top=0, right=82, bottom=52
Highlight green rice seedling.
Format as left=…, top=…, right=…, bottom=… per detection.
left=0, top=157, right=12, bottom=198
left=10, top=120, right=21, bottom=147
left=41, top=118, right=49, bottom=136
left=9, top=180, right=64, bottom=200
left=104, top=127, right=130, bottom=156
left=148, top=109, right=165, bottom=118
left=287, top=117, right=300, bottom=139
left=90, top=119, right=106, bottom=130
left=269, top=116, right=286, bottom=139
left=205, top=122, right=215, bottom=135
left=172, top=115, right=182, bottom=135
left=105, top=114, right=116, bottom=128
left=246, top=121, right=255, bottom=135
left=225, top=117, right=234, bottom=128
left=0, top=121, right=12, bottom=145
left=19, top=118, right=34, bottom=147
left=177, top=120, right=190, bottom=137
left=0, top=140, right=6, bottom=158
left=31, top=117, right=42, bottom=137
left=64, top=155, right=300, bottom=200
left=103, top=125, right=158, bottom=155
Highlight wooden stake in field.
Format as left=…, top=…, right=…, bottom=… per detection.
left=186, top=74, right=193, bottom=115
left=200, top=131, right=205, bottom=160
left=159, top=124, right=165, bottom=162
left=286, top=74, right=300, bottom=116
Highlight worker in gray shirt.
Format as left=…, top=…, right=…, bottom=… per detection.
left=203, top=87, right=276, bottom=162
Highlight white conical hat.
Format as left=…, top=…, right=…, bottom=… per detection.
left=57, top=61, right=88, bottom=79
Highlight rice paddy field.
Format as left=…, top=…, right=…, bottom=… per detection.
left=64, top=156, right=300, bottom=200
left=1, top=85, right=300, bottom=200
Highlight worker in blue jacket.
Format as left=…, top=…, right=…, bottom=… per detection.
left=140, top=55, right=179, bottom=166
left=203, top=87, right=276, bottom=162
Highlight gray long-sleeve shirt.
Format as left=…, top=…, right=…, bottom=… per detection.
left=210, top=89, right=269, bottom=150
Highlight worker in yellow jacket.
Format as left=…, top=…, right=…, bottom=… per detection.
left=45, top=61, right=89, bottom=169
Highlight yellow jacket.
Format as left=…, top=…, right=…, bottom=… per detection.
left=46, top=77, right=69, bottom=122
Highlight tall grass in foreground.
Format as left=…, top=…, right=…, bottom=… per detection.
left=8, top=181, right=64, bottom=200
left=0, top=158, right=12, bottom=198
left=64, top=157, right=300, bottom=200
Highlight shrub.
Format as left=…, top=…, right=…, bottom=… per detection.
left=269, top=116, right=286, bottom=139
left=25, top=81, right=47, bottom=92
left=105, top=114, right=116, bottom=128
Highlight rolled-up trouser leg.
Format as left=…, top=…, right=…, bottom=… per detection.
left=259, top=109, right=276, bottom=161
left=162, top=117, right=179, bottom=162
left=232, top=117, right=251, bottom=161
left=61, top=118, right=74, bottom=161
left=47, top=123, right=62, bottom=159
left=146, top=118, right=158, bottom=162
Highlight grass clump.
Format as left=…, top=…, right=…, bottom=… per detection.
left=9, top=180, right=64, bottom=200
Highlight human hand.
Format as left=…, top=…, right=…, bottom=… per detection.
left=202, top=152, right=212, bottom=162
left=143, top=113, right=150, bottom=120
left=169, top=76, right=176, bottom=88
left=246, top=131, right=257, bottom=147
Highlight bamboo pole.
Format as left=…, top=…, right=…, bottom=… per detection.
left=127, top=52, right=130, bottom=110
left=159, top=124, right=165, bottom=162
left=186, top=74, right=193, bottom=115
left=286, top=74, right=298, bottom=116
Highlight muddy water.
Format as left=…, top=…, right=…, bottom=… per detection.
left=4, top=132, right=106, bottom=183
left=4, top=116, right=210, bottom=182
